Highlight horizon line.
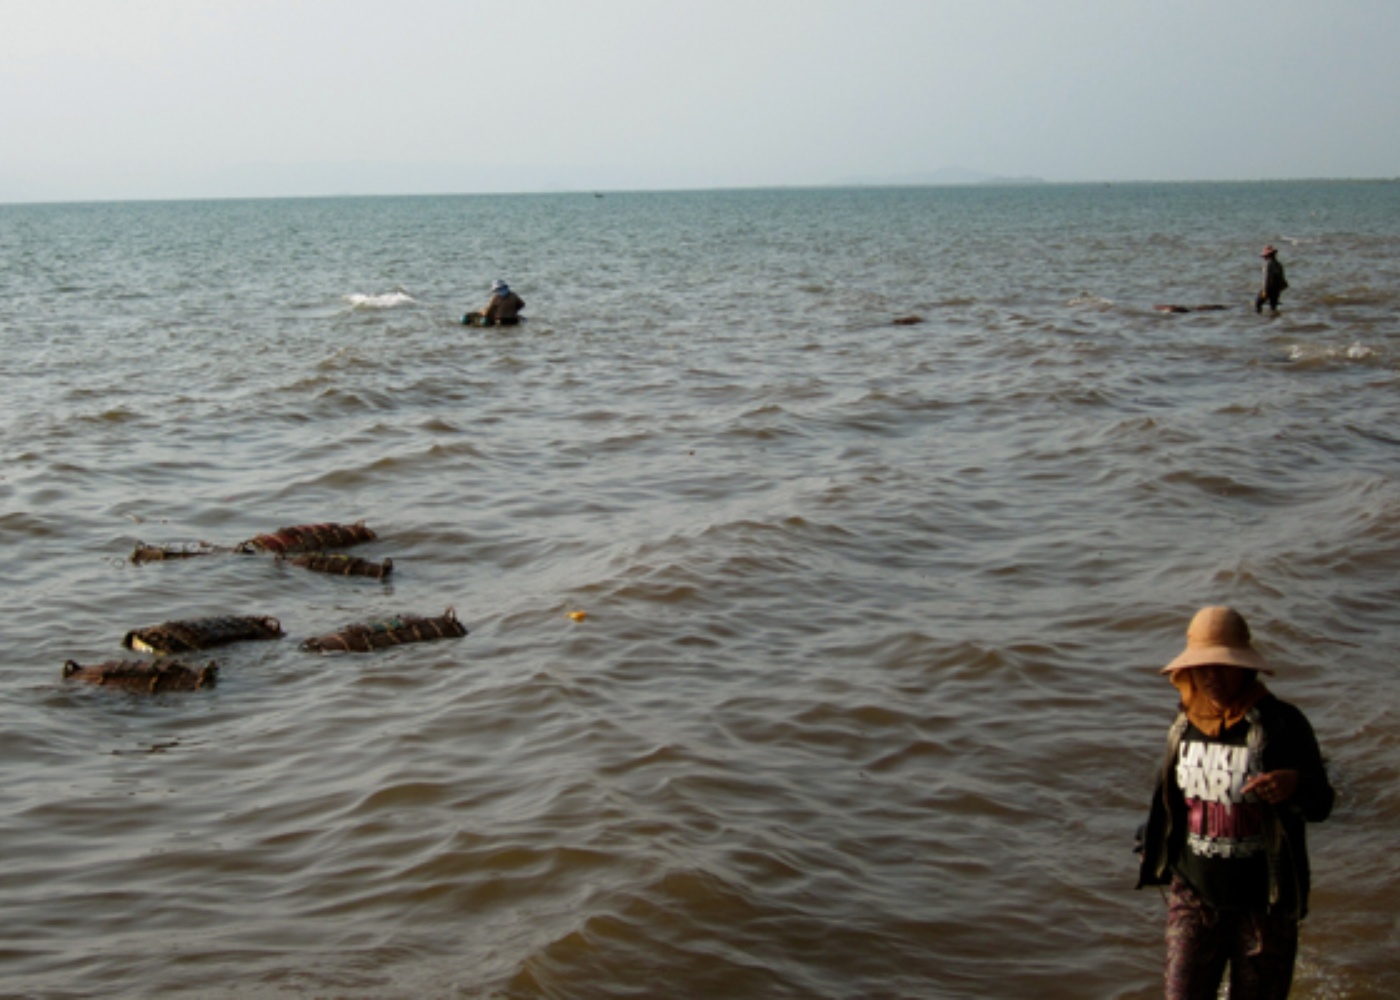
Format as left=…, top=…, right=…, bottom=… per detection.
left=3, top=175, right=1397, bottom=209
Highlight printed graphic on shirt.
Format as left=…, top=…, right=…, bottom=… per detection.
left=1176, top=738, right=1265, bottom=859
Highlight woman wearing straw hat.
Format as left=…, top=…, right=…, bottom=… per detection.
left=1136, top=606, right=1333, bottom=999
left=1255, top=246, right=1289, bottom=314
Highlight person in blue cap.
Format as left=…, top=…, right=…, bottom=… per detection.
left=464, top=279, right=526, bottom=326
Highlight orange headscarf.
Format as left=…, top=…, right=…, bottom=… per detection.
left=1171, top=669, right=1269, bottom=737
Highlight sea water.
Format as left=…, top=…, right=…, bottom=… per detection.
left=2, top=182, right=1399, bottom=998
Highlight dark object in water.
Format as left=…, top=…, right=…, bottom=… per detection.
left=123, top=615, right=285, bottom=654
left=282, top=552, right=394, bottom=580
left=237, top=521, right=376, bottom=556
left=63, top=658, right=218, bottom=693
left=131, top=541, right=228, bottom=564
left=892, top=315, right=925, bottom=326
left=301, top=607, right=467, bottom=653
left=462, top=313, right=521, bottom=327
left=1153, top=304, right=1231, bottom=313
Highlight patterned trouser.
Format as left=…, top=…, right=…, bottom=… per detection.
left=1165, top=877, right=1298, bottom=1000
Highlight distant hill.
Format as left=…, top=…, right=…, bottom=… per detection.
left=835, top=167, right=1045, bottom=187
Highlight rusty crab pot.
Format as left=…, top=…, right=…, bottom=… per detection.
left=123, top=615, right=284, bottom=655
left=301, top=607, right=467, bottom=653
left=63, top=658, right=219, bottom=693
left=282, top=552, right=394, bottom=580
left=237, top=521, right=377, bottom=557
left=130, top=541, right=229, bottom=564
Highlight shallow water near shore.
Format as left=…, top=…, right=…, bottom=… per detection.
left=3, top=182, right=1399, bottom=998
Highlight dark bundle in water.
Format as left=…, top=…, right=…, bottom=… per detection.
left=301, top=607, right=467, bottom=653
left=123, top=615, right=285, bottom=654
left=281, top=552, right=394, bottom=580
left=63, top=659, right=219, bottom=693
left=237, top=521, right=376, bottom=557
left=131, top=541, right=229, bottom=564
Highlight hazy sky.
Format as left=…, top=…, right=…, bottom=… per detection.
left=3, top=0, right=1398, bottom=202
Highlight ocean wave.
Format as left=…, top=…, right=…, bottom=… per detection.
left=343, top=291, right=415, bottom=310
left=1286, top=341, right=1381, bottom=365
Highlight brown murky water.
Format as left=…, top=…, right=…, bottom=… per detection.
left=3, top=184, right=1398, bottom=998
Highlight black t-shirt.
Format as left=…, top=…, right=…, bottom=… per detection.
left=1170, top=719, right=1270, bottom=910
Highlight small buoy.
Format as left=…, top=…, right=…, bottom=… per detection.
left=568, top=611, right=588, bottom=622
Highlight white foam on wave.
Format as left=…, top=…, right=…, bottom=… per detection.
left=1286, top=342, right=1376, bottom=364
left=344, top=291, right=415, bottom=309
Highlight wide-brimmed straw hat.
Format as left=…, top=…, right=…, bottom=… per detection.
left=1161, top=605, right=1272, bottom=675
left=1260, top=245, right=1278, bottom=257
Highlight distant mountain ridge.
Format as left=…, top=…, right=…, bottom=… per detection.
left=835, top=167, right=1045, bottom=187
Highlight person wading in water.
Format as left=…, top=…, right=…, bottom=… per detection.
left=1136, top=605, right=1333, bottom=999
left=1255, top=246, right=1289, bottom=314
left=464, top=279, right=526, bottom=326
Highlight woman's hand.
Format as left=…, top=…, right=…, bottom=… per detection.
left=1243, top=769, right=1300, bottom=804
